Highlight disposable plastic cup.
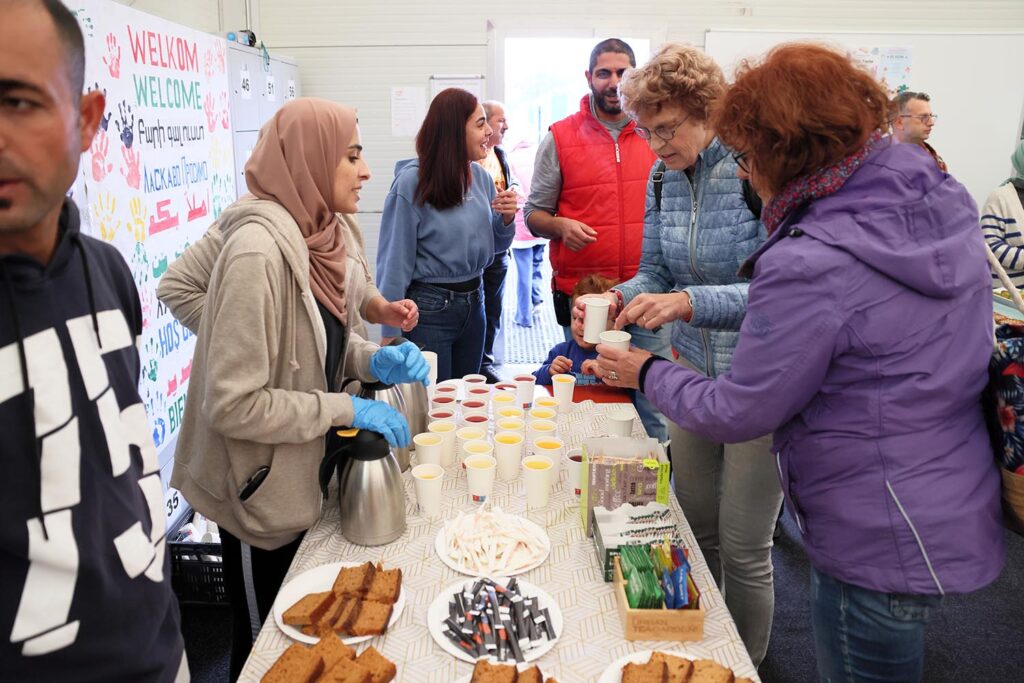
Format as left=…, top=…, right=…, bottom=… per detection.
left=413, top=432, right=444, bottom=466
left=534, top=396, right=560, bottom=412
left=565, top=447, right=583, bottom=496
left=494, top=431, right=524, bottom=481
left=434, top=383, right=458, bottom=396
left=428, top=408, right=456, bottom=423
left=422, top=351, right=438, bottom=390
left=463, top=374, right=488, bottom=390
left=599, top=329, right=631, bottom=352
left=456, top=426, right=487, bottom=466
left=491, top=391, right=517, bottom=413
left=606, top=408, right=634, bottom=437
left=527, top=419, right=558, bottom=450
left=464, top=453, right=497, bottom=503
left=427, top=420, right=458, bottom=466
left=514, top=374, right=536, bottom=408
left=461, top=411, right=490, bottom=429
left=532, top=437, right=564, bottom=465
left=582, top=297, right=611, bottom=344
left=522, top=455, right=554, bottom=508
left=552, top=374, right=575, bottom=411
left=462, top=399, right=487, bottom=413
left=496, top=417, right=526, bottom=435
left=527, top=407, right=557, bottom=423
left=412, top=463, right=444, bottom=517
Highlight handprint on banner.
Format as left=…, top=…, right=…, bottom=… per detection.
left=128, top=197, right=147, bottom=242
left=208, top=137, right=230, bottom=172
left=211, top=173, right=235, bottom=219
left=145, top=358, right=158, bottom=383
left=72, top=10, right=94, bottom=37
left=138, top=281, right=154, bottom=328
left=215, top=40, right=226, bottom=73
left=91, top=192, right=119, bottom=241
left=203, top=48, right=214, bottom=80
left=102, top=32, right=121, bottom=79
left=219, top=91, right=231, bottom=130
left=130, top=241, right=150, bottom=290
left=203, top=92, right=217, bottom=133
left=89, top=127, right=113, bottom=182
left=121, top=146, right=141, bottom=189
left=152, top=418, right=167, bottom=449
left=116, top=102, right=135, bottom=148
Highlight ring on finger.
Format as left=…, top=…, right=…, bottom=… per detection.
left=608, top=370, right=619, bottom=381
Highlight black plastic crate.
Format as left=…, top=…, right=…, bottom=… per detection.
left=168, top=511, right=227, bottom=605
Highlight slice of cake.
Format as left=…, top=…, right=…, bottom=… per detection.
left=690, top=659, right=735, bottom=683
left=517, top=664, right=544, bottom=683
left=364, top=566, right=403, bottom=604
left=469, top=660, right=518, bottom=683
left=354, top=646, right=397, bottom=683
left=284, top=591, right=337, bottom=627
left=347, top=601, right=393, bottom=637
left=332, top=562, right=377, bottom=598
left=622, top=660, right=667, bottom=683
left=261, top=642, right=323, bottom=683
left=332, top=598, right=362, bottom=635
left=310, top=633, right=356, bottom=672
left=318, top=657, right=373, bottom=683
left=650, top=651, right=694, bottom=683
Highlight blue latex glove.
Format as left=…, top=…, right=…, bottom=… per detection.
left=350, top=396, right=410, bottom=448
left=370, top=342, right=430, bottom=386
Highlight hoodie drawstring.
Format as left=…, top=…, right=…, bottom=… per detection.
left=71, top=233, right=102, bottom=348
left=1, top=263, right=48, bottom=540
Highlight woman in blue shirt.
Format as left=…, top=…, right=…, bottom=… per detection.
left=377, top=88, right=517, bottom=380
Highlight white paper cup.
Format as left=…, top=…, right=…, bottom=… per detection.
left=582, top=297, right=611, bottom=344
left=466, top=385, right=492, bottom=408
left=496, top=417, right=526, bottom=435
left=461, top=410, right=490, bottom=429
left=522, top=455, right=554, bottom=508
left=427, top=420, right=458, bottom=466
left=412, top=463, right=444, bottom=517
left=422, top=351, right=438, bottom=389
left=491, top=391, right=517, bottom=412
left=495, top=382, right=517, bottom=393
left=606, top=408, right=635, bottom=437
left=513, top=374, right=537, bottom=408
left=462, top=399, right=488, bottom=414
left=599, top=329, right=631, bottom=352
left=565, top=447, right=583, bottom=496
left=456, top=426, right=487, bottom=465
left=532, top=437, right=564, bottom=464
left=428, top=407, right=456, bottom=424
left=527, top=407, right=558, bottom=424
left=494, top=431, right=524, bottom=481
left=527, top=419, right=558, bottom=451
left=552, top=374, right=575, bottom=411
left=496, top=406, right=525, bottom=421
left=534, top=396, right=560, bottom=412
left=430, top=395, right=458, bottom=412
left=462, top=374, right=488, bottom=393
left=413, top=432, right=444, bottom=466
left=462, top=439, right=494, bottom=469
left=464, top=453, right=497, bottom=503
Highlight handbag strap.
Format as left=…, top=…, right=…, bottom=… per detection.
left=984, top=242, right=1024, bottom=315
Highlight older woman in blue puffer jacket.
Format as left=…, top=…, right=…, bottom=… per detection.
left=578, top=43, right=778, bottom=667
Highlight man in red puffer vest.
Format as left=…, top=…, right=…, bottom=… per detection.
left=525, top=38, right=655, bottom=336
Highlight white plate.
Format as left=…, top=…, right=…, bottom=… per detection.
left=597, top=650, right=747, bottom=683
left=435, top=515, right=550, bottom=577
left=454, top=663, right=547, bottom=683
left=272, top=561, right=406, bottom=645
left=428, top=578, right=562, bottom=664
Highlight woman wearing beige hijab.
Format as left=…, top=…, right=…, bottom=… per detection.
left=167, top=98, right=428, bottom=679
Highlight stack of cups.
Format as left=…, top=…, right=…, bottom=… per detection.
left=552, top=374, right=575, bottom=413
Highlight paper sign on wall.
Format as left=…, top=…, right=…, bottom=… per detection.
left=266, top=74, right=277, bottom=102
left=287, top=79, right=296, bottom=101
left=240, top=64, right=252, bottom=100
left=391, top=86, right=426, bottom=137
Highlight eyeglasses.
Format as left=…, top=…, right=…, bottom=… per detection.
left=635, top=114, right=691, bottom=141
left=733, top=152, right=750, bottom=173
left=899, top=114, right=938, bottom=123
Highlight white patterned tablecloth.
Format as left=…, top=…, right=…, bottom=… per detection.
left=240, top=401, right=760, bottom=682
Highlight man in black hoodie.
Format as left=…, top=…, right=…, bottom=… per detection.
left=0, top=1, right=187, bottom=680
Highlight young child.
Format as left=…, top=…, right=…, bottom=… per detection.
left=534, top=274, right=618, bottom=385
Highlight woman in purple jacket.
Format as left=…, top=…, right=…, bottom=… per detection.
left=596, top=44, right=1005, bottom=681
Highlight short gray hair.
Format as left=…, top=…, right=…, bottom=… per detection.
left=481, top=100, right=504, bottom=118
left=892, top=91, right=930, bottom=115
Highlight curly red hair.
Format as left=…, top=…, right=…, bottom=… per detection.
left=712, top=43, right=889, bottom=196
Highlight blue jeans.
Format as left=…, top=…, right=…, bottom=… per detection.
left=404, top=282, right=485, bottom=382
left=512, top=244, right=545, bottom=326
left=811, top=566, right=942, bottom=683
left=481, top=252, right=508, bottom=368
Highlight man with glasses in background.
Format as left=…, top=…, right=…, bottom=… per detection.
left=891, top=91, right=947, bottom=171
left=524, top=38, right=665, bottom=440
